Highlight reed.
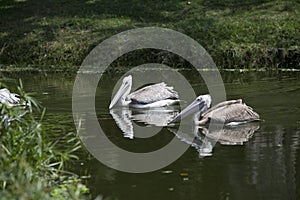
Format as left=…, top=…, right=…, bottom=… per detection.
left=0, top=81, right=89, bottom=199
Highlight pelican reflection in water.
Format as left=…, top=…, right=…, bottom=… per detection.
left=171, top=94, right=260, bottom=126
left=109, top=108, right=134, bottom=139
left=110, top=107, right=178, bottom=139
left=198, top=122, right=260, bottom=145
left=170, top=122, right=260, bottom=157
left=109, top=75, right=179, bottom=109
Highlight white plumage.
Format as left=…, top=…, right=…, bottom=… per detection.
left=0, top=88, right=20, bottom=106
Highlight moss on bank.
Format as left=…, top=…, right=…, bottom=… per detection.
left=0, top=0, right=299, bottom=69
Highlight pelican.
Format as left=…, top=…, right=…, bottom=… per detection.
left=170, top=94, right=260, bottom=126
left=109, top=75, right=179, bottom=109
left=0, top=88, right=20, bottom=106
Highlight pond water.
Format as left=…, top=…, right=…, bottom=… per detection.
left=1, top=70, right=300, bottom=200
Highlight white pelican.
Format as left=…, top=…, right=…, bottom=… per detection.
left=0, top=88, right=20, bottom=106
left=109, top=75, right=179, bottom=109
left=170, top=94, right=260, bottom=126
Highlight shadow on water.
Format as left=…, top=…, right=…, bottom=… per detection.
left=1, top=70, right=300, bottom=199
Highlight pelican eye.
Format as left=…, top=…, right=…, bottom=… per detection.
left=196, top=97, right=202, bottom=101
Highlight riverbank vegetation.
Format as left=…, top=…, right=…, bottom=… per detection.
left=0, top=0, right=299, bottom=70
left=0, top=81, right=89, bottom=199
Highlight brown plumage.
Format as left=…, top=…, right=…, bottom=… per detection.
left=198, top=99, right=260, bottom=125
left=170, top=95, right=260, bottom=126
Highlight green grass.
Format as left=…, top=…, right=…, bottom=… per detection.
left=0, top=81, right=90, bottom=199
left=0, top=0, right=299, bottom=69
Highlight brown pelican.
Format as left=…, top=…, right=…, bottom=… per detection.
left=109, top=75, right=179, bottom=109
left=0, top=88, right=20, bottom=106
left=170, top=94, right=260, bottom=126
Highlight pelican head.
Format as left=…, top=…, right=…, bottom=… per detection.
left=109, top=75, right=133, bottom=109
left=170, top=94, right=211, bottom=123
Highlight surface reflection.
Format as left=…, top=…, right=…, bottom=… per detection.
left=199, top=122, right=260, bottom=145
left=170, top=122, right=260, bottom=157
left=110, top=107, right=178, bottom=139
left=169, top=126, right=214, bottom=157
left=109, top=108, right=134, bottom=139
left=4, top=72, right=299, bottom=200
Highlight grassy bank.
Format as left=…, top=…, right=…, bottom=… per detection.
left=0, top=0, right=299, bottom=69
left=0, top=82, right=89, bottom=199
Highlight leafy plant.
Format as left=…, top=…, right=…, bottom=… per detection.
left=0, top=81, right=90, bottom=199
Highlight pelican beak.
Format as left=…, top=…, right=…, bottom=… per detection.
left=170, top=99, right=205, bottom=123
left=109, top=82, right=128, bottom=109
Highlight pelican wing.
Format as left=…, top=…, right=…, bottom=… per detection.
left=127, top=82, right=178, bottom=104
left=0, top=89, right=20, bottom=105
left=202, top=100, right=260, bottom=124
left=202, top=99, right=242, bottom=116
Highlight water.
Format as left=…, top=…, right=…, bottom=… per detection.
left=1, top=70, right=300, bottom=199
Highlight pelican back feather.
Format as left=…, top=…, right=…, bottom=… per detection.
left=126, top=82, right=178, bottom=104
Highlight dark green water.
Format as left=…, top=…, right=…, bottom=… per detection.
left=1, top=70, right=300, bottom=200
